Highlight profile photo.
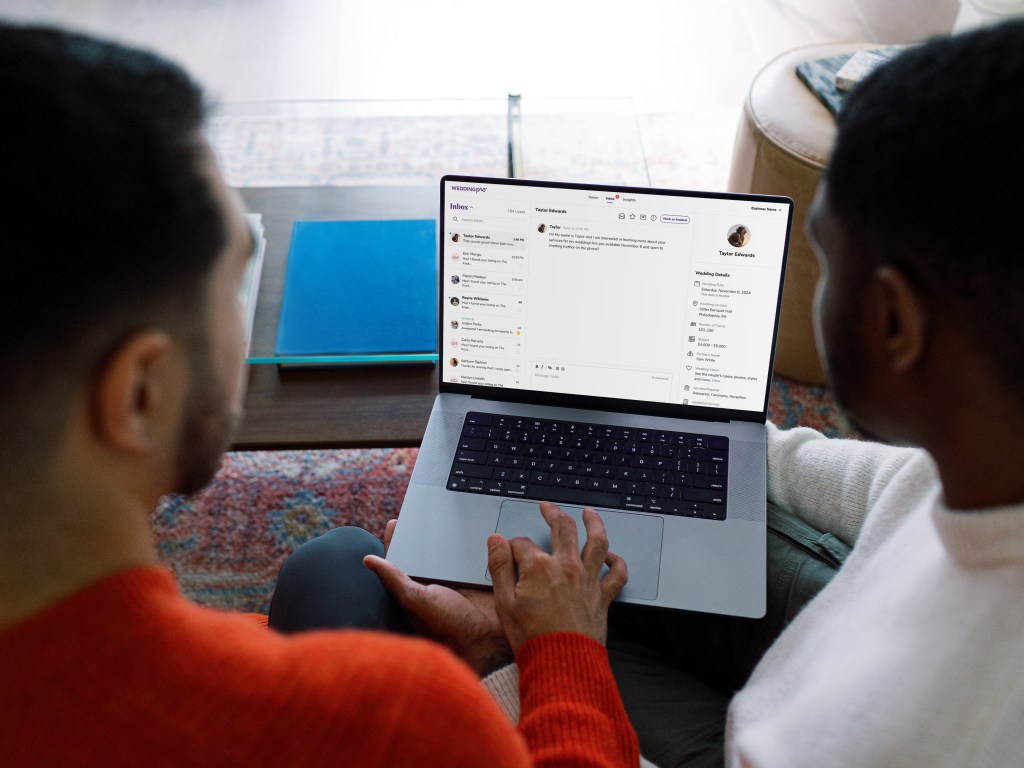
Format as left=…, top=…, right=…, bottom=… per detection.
left=450, top=297, right=460, bottom=307
left=450, top=275, right=460, bottom=285
left=450, top=320, right=459, bottom=330
left=537, top=223, right=547, bottom=233
left=451, top=233, right=460, bottom=243
left=449, top=357, right=459, bottom=367
left=727, top=224, right=751, bottom=248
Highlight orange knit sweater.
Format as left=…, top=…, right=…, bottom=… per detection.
left=0, top=567, right=638, bottom=767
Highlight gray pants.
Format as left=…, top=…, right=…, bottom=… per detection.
left=268, top=526, right=415, bottom=635
left=607, top=503, right=851, bottom=768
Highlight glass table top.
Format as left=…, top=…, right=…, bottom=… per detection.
left=208, top=96, right=649, bottom=189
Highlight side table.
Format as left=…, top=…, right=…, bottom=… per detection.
left=232, top=185, right=439, bottom=450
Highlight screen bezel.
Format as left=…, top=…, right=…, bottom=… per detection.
left=438, top=174, right=794, bottom=424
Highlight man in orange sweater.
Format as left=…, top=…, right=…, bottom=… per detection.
left=0, top=24, right=639, bottom=767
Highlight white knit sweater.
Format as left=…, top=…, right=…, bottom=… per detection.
left=728, top=425, right=1024, bottom=768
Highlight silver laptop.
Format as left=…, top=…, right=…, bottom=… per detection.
left=388, top=175, right=792, bottom=617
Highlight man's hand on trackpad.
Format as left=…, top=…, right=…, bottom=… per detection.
left=366, top=501, right=628, bottom=674
left=364, top=519, right=513, bottom=677
left=488, top=501, right=628, bottom=651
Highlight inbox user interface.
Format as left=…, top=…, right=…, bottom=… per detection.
left=441, top=180, right=790, bottom=412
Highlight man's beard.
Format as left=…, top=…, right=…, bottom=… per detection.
left=821, top=318, right=883, bottom=442
left=173, top=347, right=239, bottom=496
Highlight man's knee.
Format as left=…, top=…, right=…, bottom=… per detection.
left=269, top=526, right=412, bottom=634
left=283, top=526, right=384, bottom=572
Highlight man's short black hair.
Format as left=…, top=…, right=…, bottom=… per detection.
left=0, top=24, right=227, bottom=473
left=827, top=19, right=1024, bottom=392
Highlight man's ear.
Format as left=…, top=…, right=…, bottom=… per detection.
left=869, top=266, right=929, bottom=374
left=92, top=330, right=183, bottom=454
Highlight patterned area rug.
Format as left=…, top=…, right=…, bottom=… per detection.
left=154, top=374, right=852, bottom=614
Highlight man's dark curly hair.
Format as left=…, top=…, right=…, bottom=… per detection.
left=826, top=19, right=1024, bottom=392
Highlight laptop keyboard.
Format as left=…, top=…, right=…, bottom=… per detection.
left=446, top=412, right=728, bottom=520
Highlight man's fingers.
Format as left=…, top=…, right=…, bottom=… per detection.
left=487, top=535, right=516, bottom=604
left=600, top=550, right=629, bottom=603
left=579, top=507, right=611, bottom=576
left=363, top=553, right=423, bottom=610
left=382, top=519, right=398, bottom=555
left=539, top=501, right=579, bottom=557
left=508, top=534, right=547, bottom=570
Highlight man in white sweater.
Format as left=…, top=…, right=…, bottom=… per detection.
left=604, top=18, right=1024, bottom=768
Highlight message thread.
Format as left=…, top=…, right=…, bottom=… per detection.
left=442, top=180, right=789, bottom=413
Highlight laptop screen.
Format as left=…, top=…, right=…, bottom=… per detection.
left=440, top=176, right=793, bottom=419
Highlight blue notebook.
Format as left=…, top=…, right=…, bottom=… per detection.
left=275, top=219, right=438, bottom=365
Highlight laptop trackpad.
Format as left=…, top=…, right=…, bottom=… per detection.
left=490, top=500, right=662, bottom=601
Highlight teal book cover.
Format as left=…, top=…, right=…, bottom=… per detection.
left=275, top=219, right=438, bottom=362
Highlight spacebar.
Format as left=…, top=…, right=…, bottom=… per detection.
left=526, top=485, right=623, bottom=509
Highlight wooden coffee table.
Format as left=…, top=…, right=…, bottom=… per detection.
left=233, top=186, right=439, bottom=449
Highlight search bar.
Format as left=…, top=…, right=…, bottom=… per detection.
left=453, top=214, right=525, bottom=231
